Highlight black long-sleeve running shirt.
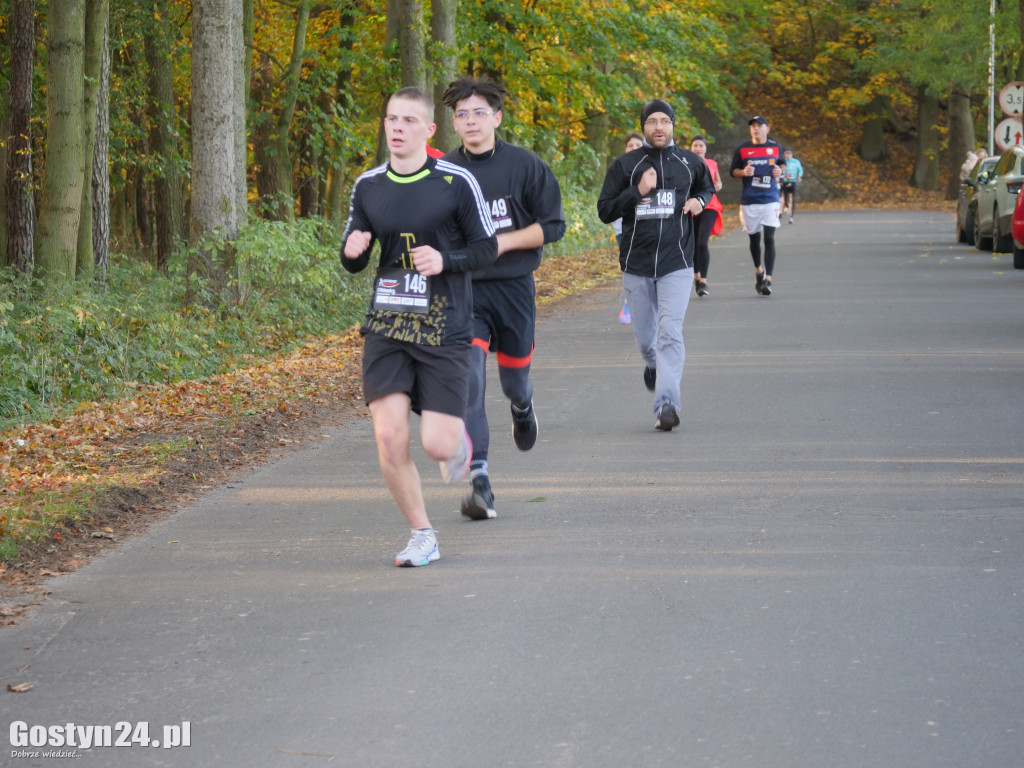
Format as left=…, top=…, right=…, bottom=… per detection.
left=341, top=157, right=497, bottom=346
left=443, top=139, right=565, bottom=281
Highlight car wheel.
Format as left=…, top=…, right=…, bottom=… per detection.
left=965, top=207, right=977, bottom=246
left=975, top=209, right=993, bottom=250
left=957, top=217, right=967, bottom=243
left=1015, top=244, right=1024, bottom=269
left=994, top=209, right=1014, bottom=252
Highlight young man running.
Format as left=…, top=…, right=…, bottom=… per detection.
left=597, top=98, right=714, bottom=432
left=441, top=76, right=565, bottom=521
left=341, top=86, right=497, bottom=565
left=730, top=115, right=783, bottom=296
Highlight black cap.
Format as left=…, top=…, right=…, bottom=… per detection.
left=748, top=115, right=768, bottom=125
left=641, top=99, right=675, bottom=128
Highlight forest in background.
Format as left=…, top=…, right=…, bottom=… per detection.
left=2, top=0, right=1024, bottom=569
left=0, top=0, right=1022, bottom=428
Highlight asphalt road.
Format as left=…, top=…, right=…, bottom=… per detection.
left=3, top=210, right=1023, bottom=768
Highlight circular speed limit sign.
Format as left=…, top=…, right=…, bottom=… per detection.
left=999, top=82, right=1024, bottom=116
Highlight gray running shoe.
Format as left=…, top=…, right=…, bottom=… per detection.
left=396, top=529, right=440, bottom=567
left=511, top=401, right=538, bottom=451
left=655, top=404, right=680, bottom=431
left=461, top=475, right=497, bottom=520
left=643, top=366, right=656, bottom=391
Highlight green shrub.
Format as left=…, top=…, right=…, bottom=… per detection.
left=0, top=218, right=372, bottom=429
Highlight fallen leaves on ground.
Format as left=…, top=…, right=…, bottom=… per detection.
left=0, top=248, right=623, bottom=607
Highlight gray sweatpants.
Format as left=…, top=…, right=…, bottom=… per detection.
left=622, top=268, right=693, bottom=417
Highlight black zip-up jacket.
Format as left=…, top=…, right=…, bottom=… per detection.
left=597, top=142, right=715, bottom=277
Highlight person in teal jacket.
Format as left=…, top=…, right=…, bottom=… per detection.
left=780, top=148, right=803, bottom=224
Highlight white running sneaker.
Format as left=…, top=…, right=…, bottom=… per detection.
left=396, top=529, right=440, bottom=567
left=439, top=426, right=472, bottom=483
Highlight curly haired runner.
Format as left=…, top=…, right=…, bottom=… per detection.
left=441, top=75, right=566, bottom=522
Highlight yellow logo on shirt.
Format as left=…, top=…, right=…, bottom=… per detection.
left=444, top=176, right=453, bottom=184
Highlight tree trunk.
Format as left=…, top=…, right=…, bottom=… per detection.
left=92, top=9, right=110, bottom=275
left=399, top=0, right=427, bottom=92
left=583, top=108, right=609, bottom=191
left=135, top=159, right=152, bottom=252
left=375, top=0, right=402, bottom=165
left=430, top=0, right=457, bottom=154
left=251, top=57, right=279, bottom=216
left=190, top=0, right=245, bottom=301
left=36, top=0, right=86, bottom=284
left=858, top=94, right=889, bottom=162
left=75, top=0, right=108, bottom=280
left=297, top=124, right=319, bottom=218
left=909, top=86, right=941, bottom=190
left=272, top=0, right=310, bottom=221
left=145, top=0, right=185, bottom=270
left=946, top=84, right=975, bottom=201
left=4, top=0, right=35, bottom=275
left=0, top=108, right=8, bottom=265
left=243, top=0, right=254, bottom=106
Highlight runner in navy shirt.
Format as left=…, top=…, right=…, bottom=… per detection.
left=730, top=115, right=784, bottom=296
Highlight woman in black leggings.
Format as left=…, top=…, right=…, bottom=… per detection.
left=689, top=136, right=723, bottom=297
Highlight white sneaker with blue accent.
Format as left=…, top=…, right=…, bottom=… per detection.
left=396, top=528, right=440, bottom=567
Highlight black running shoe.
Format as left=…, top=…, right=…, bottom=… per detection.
left=511, top=401, right=538, bottom=451
left=761, top=279, right=772, bottom=296
left=655, top=403, right=680, bottom=431
left=755, top=272, right=765, bottom=295
left=696, top=281, right=709, bottom=297
left=461, top=475, right=496, bottom=520
left=643, top=366, right=656, bottom=391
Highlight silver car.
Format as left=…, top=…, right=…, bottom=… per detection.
left=958, top=156, right=998, bottom=245
left=974, top=145, right=1024, bottom=252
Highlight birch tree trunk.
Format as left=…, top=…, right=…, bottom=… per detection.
left=36, top=0, right=86, bottom=284
left=4, top=0, right=35, bottom=275
left=92, top=10, right=110, bottom=275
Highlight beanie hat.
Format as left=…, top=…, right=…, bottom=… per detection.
left=640, top=99, right=675, bottom=128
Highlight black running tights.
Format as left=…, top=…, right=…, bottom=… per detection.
left=748, top=226, right=777, bottom=276
left=692, top=209, right=718, bottom=279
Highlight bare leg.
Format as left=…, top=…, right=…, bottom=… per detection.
left=369, top=392, right=430, bottom=530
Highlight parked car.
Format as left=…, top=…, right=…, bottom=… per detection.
left=1010, top=183, right=1024, bottom=269
left=957, top=156, right=998, bottom=245
left=974, top=145, right=1024, bottom=252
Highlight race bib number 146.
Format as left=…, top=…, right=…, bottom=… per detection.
left=372, top=268, right=430, bottom=314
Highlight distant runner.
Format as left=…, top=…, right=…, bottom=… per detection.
left=731, top=115, right=783, bottom=296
